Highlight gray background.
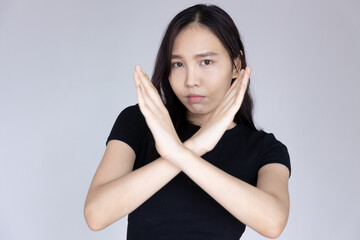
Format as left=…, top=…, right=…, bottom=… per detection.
left=1, top=0, right=359, bottom=239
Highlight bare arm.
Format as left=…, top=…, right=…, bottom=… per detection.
left=84, top=138, right=204, bottom=231
left=168, top=148, right=290, bottom=239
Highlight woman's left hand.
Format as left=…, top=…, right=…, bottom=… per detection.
left=133, top=64, right=184, bottom=160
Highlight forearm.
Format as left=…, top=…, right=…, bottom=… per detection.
left=170, top=149, right=289, bottom=238
left=85, top=138, right=204, bottom=231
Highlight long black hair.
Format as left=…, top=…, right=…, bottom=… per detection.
left=148, top=4, right=259, bottom=158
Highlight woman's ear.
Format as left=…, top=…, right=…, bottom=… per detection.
left=232, top=57, right=242, bottom=79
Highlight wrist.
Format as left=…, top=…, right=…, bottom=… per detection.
left=184, top=137, right=208, bottom=156
left=165, top=144, right=191, bottom=166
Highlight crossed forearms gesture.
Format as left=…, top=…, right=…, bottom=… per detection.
left=133, top=63, right=251, bottom=163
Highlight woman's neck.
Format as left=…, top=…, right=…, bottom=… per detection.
left=186, top=117, right=237, bottom=130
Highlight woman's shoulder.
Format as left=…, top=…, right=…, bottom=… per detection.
left=238, top=124, right=289, bottom=154
left=119, top=103, right=148, bottom=129
left=239, top=124, right=291, bottom=176
left=240, top=124, right=282, bottom=141
left=106, top=103, right=149, bottom=148
left=120, top=103, right=142, bottom=117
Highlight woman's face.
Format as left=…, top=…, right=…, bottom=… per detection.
left=169, top=24, right=240, bottom=126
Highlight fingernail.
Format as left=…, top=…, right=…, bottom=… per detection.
left=246, top=66, right=251, bottom=73
left=134, top=71, right=138, bottom=77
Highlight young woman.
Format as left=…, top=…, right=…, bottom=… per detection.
left=84, top=4, right=291, bottom=239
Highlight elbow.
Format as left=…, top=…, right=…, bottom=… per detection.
left=262, top=215, right=288, bottom=239
left=264, top=227, right=283, bottom=239
left=84, top=204, right=106, bottom=231
left=84, top=201, right=128, bottom=231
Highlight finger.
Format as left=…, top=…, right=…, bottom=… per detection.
left=135, top=65, right=168, bottom=115
left=217, top=69, right=245, bottom=110
left=134, top=66, right=152, bottom=100
left=239, top=66, right=251, bottom=86
left=134, top=67, right=168, bottom=118
left=220, top=68, right=249, bottom=114
left=134, top=70, right=158, bottom=114
left=134, top=69, right=151, bottom=102
left=135, top=65, right=164, bottom=104
left=239, top=66, right=251, bottom=93
left=233, top=66, right=251, bottom=107
left=134, top=72, right=150, bottom=116
left=133, top=67, right=141, bottom=88
left=217, top=69, right=244, bottom=107
left=234, top=66, right=250, bottom=95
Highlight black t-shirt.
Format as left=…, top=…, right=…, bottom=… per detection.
left=106, top=104, right=291, bottom=240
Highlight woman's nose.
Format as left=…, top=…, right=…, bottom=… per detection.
left=185, top=68, right=199, bottom=87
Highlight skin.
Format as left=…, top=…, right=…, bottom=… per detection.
left=83, top=24, right=290, bottom=239
left=169, top=24, right=239, bottom=129
left=133, top=24, right=290, bottom=238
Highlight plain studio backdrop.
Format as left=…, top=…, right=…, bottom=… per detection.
left=1, top=0, right=359, bottom=239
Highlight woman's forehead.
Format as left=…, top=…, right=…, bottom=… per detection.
left=172, top=25, right=227, bottom=57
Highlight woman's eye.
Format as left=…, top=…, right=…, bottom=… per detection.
left=172, top=62, right=184, bottom=68
left=201, top=59, right=212, bottom=66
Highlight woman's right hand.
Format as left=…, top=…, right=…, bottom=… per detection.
left=190, top=66, right=251, bottom=154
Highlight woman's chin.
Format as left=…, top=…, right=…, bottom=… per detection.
left=185, top=104, right=213, bottom=118
left=186, top=104, right=206, bottom=113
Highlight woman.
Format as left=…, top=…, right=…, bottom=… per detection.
left=84, top=4, right=291, bottom=239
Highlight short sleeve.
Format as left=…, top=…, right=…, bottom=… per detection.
left=105, top=104, right=147, bottom=156
left=258, top=132, right=291, bottom=178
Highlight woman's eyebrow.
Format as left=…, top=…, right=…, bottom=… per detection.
left=171, top=51, right=219, bottom=59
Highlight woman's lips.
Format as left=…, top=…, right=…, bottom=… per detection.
left=187, top=95, right=205, bottom=103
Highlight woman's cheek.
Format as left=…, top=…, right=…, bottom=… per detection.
left=168, top=76, right=183, bottom=98
left=202, top=67, right=225, bottom=83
